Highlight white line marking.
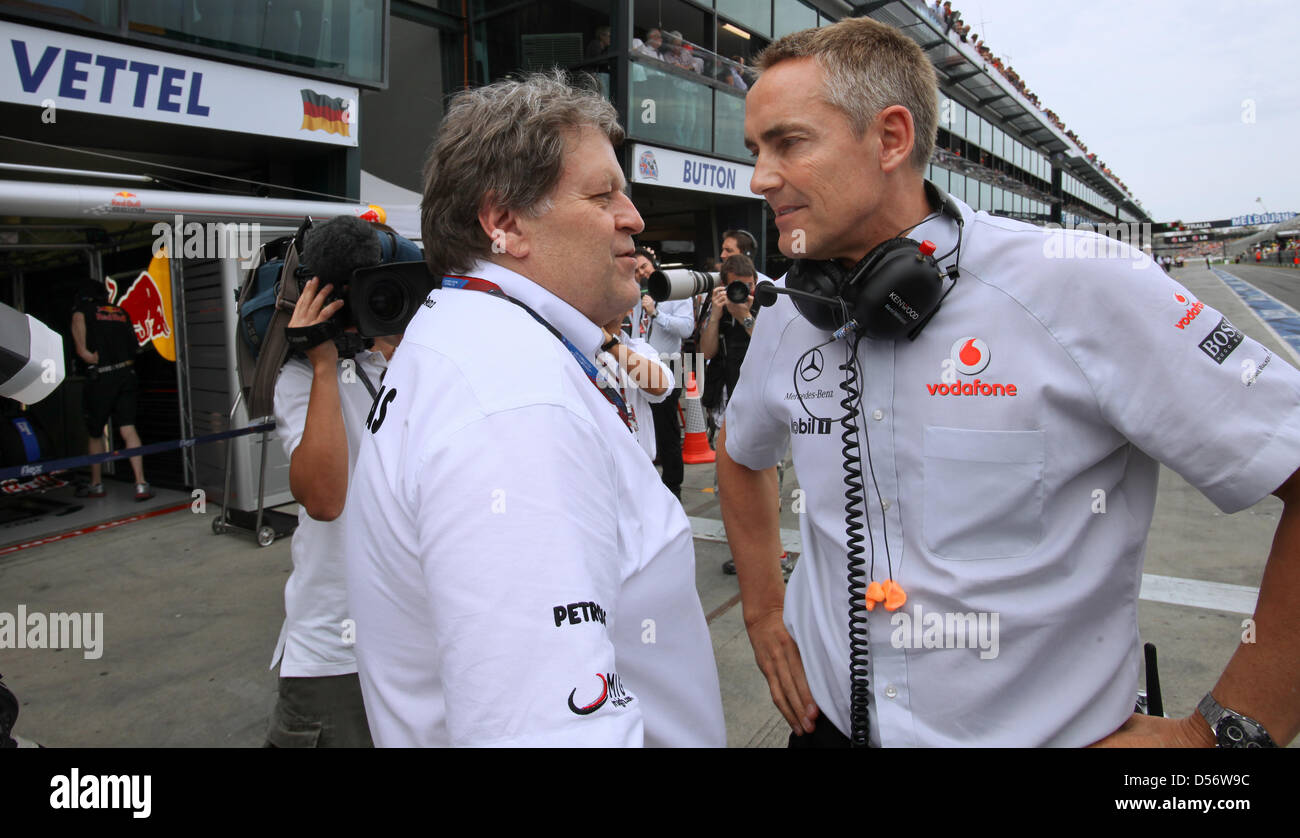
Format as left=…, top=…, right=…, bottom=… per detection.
left=690, top=517, right=1260, bottom=615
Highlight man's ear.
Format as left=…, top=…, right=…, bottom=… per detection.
left=875, top=105, right=916, bottom=175
left=477, top=193, right=530, bottom=259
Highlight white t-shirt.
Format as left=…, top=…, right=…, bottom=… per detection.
left=598, top=334, right=673, bottom=460
left=271, top=348, right=387, bottom=677
left=724, top=197, right=1300, bottom=747
left=344, top=260, right=726, bottom=747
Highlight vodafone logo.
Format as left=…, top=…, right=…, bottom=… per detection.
left=928, top=336, right=1016, bottom=397
left=1173, top=291, right=1191, bottom=305
left=951, top=337, right=990, bottom=375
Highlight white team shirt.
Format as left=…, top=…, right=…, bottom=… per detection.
left=271, top=349, right=387, bottom=677
left=344, top=260, right=726, bottom=747
left=598, top=334, right=673, bottom=460
left=724, top=196, right=1300, bottom=747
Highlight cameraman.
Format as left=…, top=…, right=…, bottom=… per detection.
left=264, top=270, right=396, bottom=748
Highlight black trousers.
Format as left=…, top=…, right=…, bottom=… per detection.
left=651, top=388, right=683, bottom=496
left=788, top=715, right=852, bottom=749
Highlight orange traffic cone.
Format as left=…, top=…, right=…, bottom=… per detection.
left=681, top=370, right=716, bottom=464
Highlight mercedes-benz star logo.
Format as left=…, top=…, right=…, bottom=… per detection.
left=800, top=349, right=825, bottom=382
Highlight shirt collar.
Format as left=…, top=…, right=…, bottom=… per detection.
left=904, top=191, right=971, bottom=277
left=464, top=259, right=606, bottom=359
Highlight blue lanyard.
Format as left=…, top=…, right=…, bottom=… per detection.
left=440, top=276, right=637, bottom=434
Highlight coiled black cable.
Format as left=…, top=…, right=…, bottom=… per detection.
left=839, top=333, right=872, bottom=747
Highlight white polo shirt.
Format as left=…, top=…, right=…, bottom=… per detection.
left=598, top=334, right=673, bottom=459
left=271, top=349, right=387, bottom=677
left=344, top=260, right=725, bottom=747
left=724, top=196, right=1300, bottom=747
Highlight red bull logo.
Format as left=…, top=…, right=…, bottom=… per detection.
left=111, top=191, right=141, bottom=208
left=115, top=271, right=171, bottom=345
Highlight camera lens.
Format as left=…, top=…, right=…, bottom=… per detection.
left=726, top=280, right=751, bottom=304
left=368, top=279, right=405, bottom=322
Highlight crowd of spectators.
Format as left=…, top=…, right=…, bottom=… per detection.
left=926, top=1, right=1133, bottom=199
left=631, top=28, right=755, bottom=92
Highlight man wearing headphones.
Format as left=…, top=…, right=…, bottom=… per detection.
left=719, top=16, right=1300, bottom=748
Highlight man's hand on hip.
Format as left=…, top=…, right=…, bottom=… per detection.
left=1087, top=712, right=1216, bottom=748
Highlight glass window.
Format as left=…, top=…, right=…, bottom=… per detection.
left=714, top=87, right=747, bottom=160
left=127, top=0, right=384, bottom=84
left=967, top=110, right=980, bottom=147
left=952, top=102, right=966, bottom=140
left=992, top=127, right=1004, bottom=159
left=718, top=0, right=772, bottom=38
left=979, top=119, right=991, bottom=153
left=980, top=180, right=991, bottom=209
left=931, top=166, right=948, bottom=192
left=7, top=0, right=117, bottom=27
left=950, top=173, right=965, bottom=203
left=629, top=59, right=713, bottom=153
left=773, top=0, right=816, bottom=38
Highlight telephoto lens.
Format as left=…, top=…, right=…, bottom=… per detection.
left=647, top=269, right=720, bottom=302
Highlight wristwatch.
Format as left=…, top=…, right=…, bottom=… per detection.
left=600, top=335, right=619, bottom=353
left=742, top=315, right=756, bottom=330
left=1196, top=693, right=1277, bottom=748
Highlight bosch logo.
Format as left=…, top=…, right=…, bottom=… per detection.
left=951, top=337, right=990, bottom=376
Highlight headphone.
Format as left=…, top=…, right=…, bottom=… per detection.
left=772, top=181, right=964, bottom=341
left=722, top=229, right=758, bottom=258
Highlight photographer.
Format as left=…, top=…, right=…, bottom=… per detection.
left=631, top=248, right=694, bottom=497
left=699, top=254, right=759, bottom=431
left=343, top=71, right=725, bottom=747
left=264, top=222, right=408, bottom=748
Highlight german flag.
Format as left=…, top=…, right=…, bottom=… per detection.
left=301, top=89, right=350, bottom=136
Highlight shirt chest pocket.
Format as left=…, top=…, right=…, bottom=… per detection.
left=922, top=426, right=1045, bottom=560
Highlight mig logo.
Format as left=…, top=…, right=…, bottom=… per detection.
left=568, top=672, right=634, bottom=716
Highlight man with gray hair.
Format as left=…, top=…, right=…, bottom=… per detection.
left=344, top=71, right=725, bottom=747
left=721, top=16, right=1300, bottom=749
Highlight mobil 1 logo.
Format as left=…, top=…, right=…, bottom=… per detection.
left=1199, top=317, right=1244, bottom=364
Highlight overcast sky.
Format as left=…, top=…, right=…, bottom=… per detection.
left=942, top=0, right=1296, bottom=222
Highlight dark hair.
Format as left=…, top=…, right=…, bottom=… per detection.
left=720, top=254, right=756, bottom=282
left=78, top=280, right=109, bottom=305
left=634, top=247, right=658, bottom=268
left=722, top=229, right=757, bottom=257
